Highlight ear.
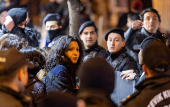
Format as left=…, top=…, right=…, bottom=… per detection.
left=17, top=69, right=23, bottom=81
left=59, top=25, right=62, bottom=28
left=122, top=41, right=126, bottom=47
left=79, top=34, right=82, bottom=40
left=158, top=22, right=161, bottom=27
left=142, top=64, right=148, bottom=77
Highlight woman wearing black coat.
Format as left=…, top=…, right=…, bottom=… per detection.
left=45, top=35, right=84, bottom=94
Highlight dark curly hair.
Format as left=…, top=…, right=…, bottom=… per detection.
left=46, top=35, right=84, bottom=73
left=0, top=33, right=28, bottom=51
left=139, top=8, right=161, bottom=22
left=19, top=46, right=46, bottom=75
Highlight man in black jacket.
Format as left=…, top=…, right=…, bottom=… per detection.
left=105, top=27, right=138, bottom=106
left=78, top=21, right=106, bottom=61
left=121, top=40, right=170, bottom=107
left=125, top=8, right=161, bottom=63
left=0, top=48, right=32, bottom=107
left=43, top=13, right=66, bottom=47
left=0, top=8, right=39, bottom=47
left=105, top=27, right=138, bottom=72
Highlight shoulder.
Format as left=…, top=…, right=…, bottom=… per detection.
left=96, top=45, right=106, bottom=51
left=121, top=91, right=140, bottom=106
left=50, top=65, right=69, bottom=76
left=0, top=91, right=23, bottom=107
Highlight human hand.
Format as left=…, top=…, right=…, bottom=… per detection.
left=125, top=73, right=137, bottom=80
left=132, top=20, right=143, bottom=30
left=120, top=69, right=134, bottom=80
left=4, top=15, right=15, bottom=32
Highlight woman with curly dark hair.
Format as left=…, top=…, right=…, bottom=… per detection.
left=45, top=35, right=84, bottom=94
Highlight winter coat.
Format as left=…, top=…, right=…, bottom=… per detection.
left=45, top=65, right=76, bottom=94
left=106, top=47, right=138, bottom=72
left=121, top=75, right=170, bottom=107
left=0, top=84, right=31, bottom=107
left=26, top=73, right=46, bottom=107
left=83, top=42, right=106, bottom=62
left=125, top=27, right=161, bottom=62
left=0, top=25, right=39, bottom=47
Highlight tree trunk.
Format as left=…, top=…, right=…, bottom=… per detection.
left=67, top=0, right=86, bottom=37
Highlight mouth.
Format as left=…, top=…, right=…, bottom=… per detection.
left=110, top=47, right=115, bottom=49
left=86, top=40, right=92, bottom=42
left=73, top=57, right=78, bottom=60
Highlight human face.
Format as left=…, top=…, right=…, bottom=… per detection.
left=143, top=12, right=160, bottom=33
left=0, top=11, right=7, bottom=24
left=65, top=41, right=80, bottom=64
left=107, top=33, right=125, bottom=53
left=46, top=21, right=60, bottom=30
left=17, top=20, right=27, bottom=29
left=138, top=49, right=143, bottom=65
left=80, top=26, right=98, bottom=49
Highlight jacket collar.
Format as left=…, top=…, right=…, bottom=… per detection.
left=109, top=47, right=127, bottom=60
left=84, top=41, right=98, bottom=54
left=141, top=27, right=161, bottom=37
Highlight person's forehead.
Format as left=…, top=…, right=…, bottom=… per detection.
left=108, top=33, right=122, bottom=39
left=144, top=12, right=158, bottom=17
left=46, top=21, right=58, bottom=26
left=82, top=26, right=95, bottom=32
left=19, top=20, right=27, bottom=24
left=0, top=11, right=8, bottom=15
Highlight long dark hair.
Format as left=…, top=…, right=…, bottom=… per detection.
left=46, top=35, right=84, bottom=73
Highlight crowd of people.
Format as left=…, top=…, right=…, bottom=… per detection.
left=0, top=0, right=170, bottom=107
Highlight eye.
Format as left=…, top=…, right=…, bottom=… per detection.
left=84, top=32, right=88, bottom=35
left=68, top=48, right=73, bottom=51
left=115, top=39, right=119, bottom=42
left=91, top=32, right=95, bottom=35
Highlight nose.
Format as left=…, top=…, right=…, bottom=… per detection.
left=150, top=18, right=154, bottom=22
left=73, top=50, right=79, bottom=56
left=87, top=33, right=91, bottom=38
left=20, top=25, right=26, bottom=29
left=110, top=40, right=115, bottom=45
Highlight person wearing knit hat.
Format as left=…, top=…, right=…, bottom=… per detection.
left=43, top=13, right=66, bottom=47
left=105, top=27, right=138, bottom=72
left=77, top=57, right=117, bottom=107
left=0, top=8, right=39, bottom=47
left=78, top=21, right=106, bottom=62
left=121, top=40, right=170, bottom=107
